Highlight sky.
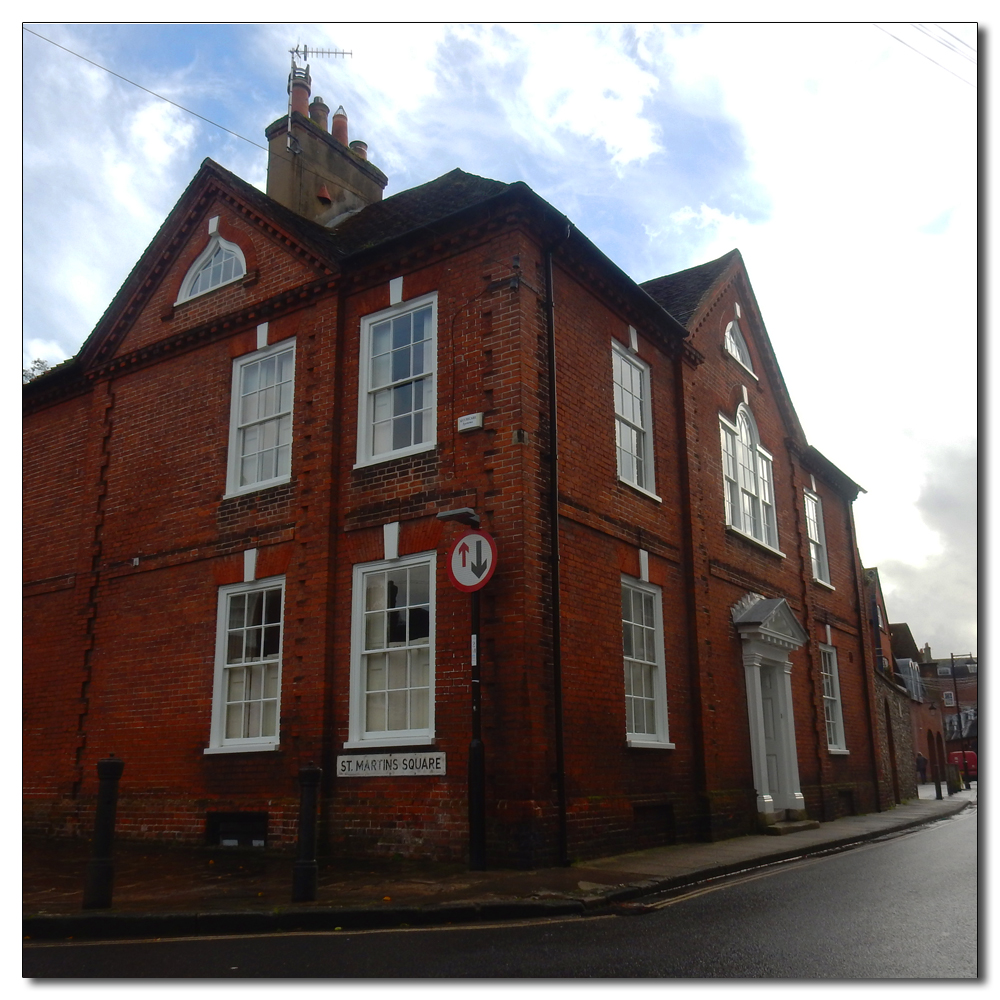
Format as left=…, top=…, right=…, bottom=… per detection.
left=20, top=19, right=979, bottom=658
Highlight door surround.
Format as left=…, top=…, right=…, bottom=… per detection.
left=732, top=593, right=809, bottom=827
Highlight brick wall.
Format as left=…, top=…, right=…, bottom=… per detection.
left=24, top=184, right=883, bottom=861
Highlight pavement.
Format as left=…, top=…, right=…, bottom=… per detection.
left=23, top=782, right=976, bottom=942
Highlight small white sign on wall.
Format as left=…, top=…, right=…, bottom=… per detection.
left=457, top=412, right=484, bottom=432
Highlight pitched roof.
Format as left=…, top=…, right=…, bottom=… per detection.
left=889, top=623, right=922, bottom=661
left=328, top=169, right=512, bottom=258
left=802, top=444, right=865, bottom=501
left=639, top=249, right=742, bottom=326
left=24, top=164, right=515, bottom=395
left=207, top=161, right=512, bottom=262
left=22, top=159, right=690, bottom=401
left=200, top=158, right=344, bottom=265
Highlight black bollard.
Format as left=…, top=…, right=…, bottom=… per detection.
left=82, top=755, right=125, bottom=909
left=292, top=764, right=322, bottom=903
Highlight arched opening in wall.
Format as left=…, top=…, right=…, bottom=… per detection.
left=884, top=700, right=901, bottom=804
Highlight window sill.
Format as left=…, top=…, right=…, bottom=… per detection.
left=343, top=735, right=436, bottom=750
left=618, top=478, right=662, bottom=503
left=725, top=524, right=786, bottom=558
left=354, top=442, right=436, bottom=471
left=626, top=738, right=675, bottom=750
left=174, top=273, right=245, bottom=307
left=812, top=578, right=836, bottom=591
left=223, top=476, right=291, bottom=501
left=204, top=743, right=279, bottom=755
left=827, top=748, right=850, bottom=756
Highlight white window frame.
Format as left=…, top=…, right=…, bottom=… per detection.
left=356, top=293, right=438, bottom=468
left=942, top=691, right=956, bottom=707
left=177, top=234, right=246, bottom=304
left=225, top=339, right=296, bottom=498
left=804, top=490, right=833, bottom=586
left=612, top=341, right=659, bottom=498
left=820, top=644, right=848, bottom=753
left=621, top=575, right=673, bottom=749
left=206, top=576, right=284, bottom=754
left=346, top=551, right=436, bottom=749
left=724, top=318, right=755, bottom=375
left=720, top=405, right=781, bottom=552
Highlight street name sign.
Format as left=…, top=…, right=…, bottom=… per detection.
left=336, top=752, right=446, bottom=777
left=447, top=529, right=498, bottom=592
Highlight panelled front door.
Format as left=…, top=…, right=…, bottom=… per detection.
left=761, top=664, right=781, bottom=802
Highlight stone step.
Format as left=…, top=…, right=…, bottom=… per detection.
left=765, top=819, right=822, bottom=836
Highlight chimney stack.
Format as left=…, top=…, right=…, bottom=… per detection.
left=266, top=76, right=386, bottom=228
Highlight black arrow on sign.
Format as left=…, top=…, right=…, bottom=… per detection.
left=470, top=540, right=488, bottom=578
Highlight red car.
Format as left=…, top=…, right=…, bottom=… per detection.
left=948, top=750, right=977, bottom=779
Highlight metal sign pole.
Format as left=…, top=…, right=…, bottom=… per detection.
left=469, top=589, right=485, bottom=870
left=439, top=512, right=496, bottom=872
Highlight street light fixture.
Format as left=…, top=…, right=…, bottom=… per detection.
left=436, top=507, right=481, bottom=528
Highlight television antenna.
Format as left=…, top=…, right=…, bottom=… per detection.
left=286, top=43, right=353, bottom=152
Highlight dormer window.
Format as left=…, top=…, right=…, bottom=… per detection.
left=177, top=217, right=246, bottom=303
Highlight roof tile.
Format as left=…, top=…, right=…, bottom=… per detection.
left=639, top=249, right=741, bottom=326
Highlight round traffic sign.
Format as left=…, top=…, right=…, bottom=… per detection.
left=447, top=530, right=498, bottom=592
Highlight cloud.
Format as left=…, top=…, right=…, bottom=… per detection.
left=878, top=441, right=978, bottom=654
left=22, top=26, right=208, bottom=367
left=20, top=22, right=976, bottom=659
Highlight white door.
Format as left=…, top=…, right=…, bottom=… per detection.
left=761, top=665, right=781, bottom=802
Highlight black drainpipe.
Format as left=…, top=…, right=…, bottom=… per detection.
left=544, top=223, right=572, bottom=867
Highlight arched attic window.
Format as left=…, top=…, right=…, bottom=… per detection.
left=724, top=303, right=754, bottom=374
left=176, top=217, right=246, bottom=303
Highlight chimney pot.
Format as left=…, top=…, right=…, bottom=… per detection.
left=309, top=96, right=330, bottom=132
left=349, top=140, right=368, bottom=161
left=331, top=105, right=348, bottom=146
left=288, top=63, right=312, bottom=118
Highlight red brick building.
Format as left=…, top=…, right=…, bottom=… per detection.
left=23, top=71, right=887, bottom=865
left=862, top=569, right=919, bottom=804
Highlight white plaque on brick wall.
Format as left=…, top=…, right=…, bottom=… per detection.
left=337, top=752, right=446, bottom=777
left=457, top=412, right=484, bottom=432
